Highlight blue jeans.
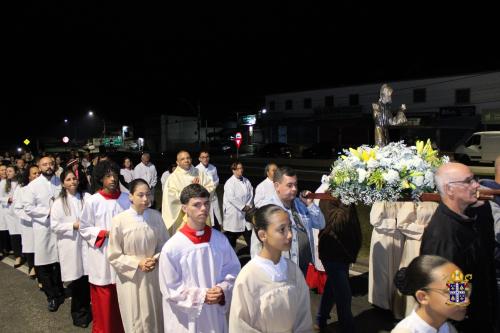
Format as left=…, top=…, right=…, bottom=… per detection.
left=316, top=261, right=355, bottom=332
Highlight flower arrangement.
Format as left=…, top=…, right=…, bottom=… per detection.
left=325, top=140, right=449, bottom=205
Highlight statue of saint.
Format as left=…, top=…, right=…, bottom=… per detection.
left=372, top=84, right=407, bottom=146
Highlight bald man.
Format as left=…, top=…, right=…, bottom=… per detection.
left=421, top=162, right=496, bottom=331
left=162, top=151, right=215, bottom=234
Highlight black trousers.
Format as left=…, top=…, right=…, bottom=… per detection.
left=69, top=275, right=92, bottom=326
left=225, top=230, right=252, bottom=248
left=25, top=253, right=35, bottom=272
left=36, top=262, right=64, bottom=301
left=212, top=215, right=222, bottom=231
left=0, top=230, right=11, bottom=253
left=10, top=234, right=22, bottom=258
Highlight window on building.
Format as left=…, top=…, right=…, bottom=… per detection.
left=455, top=88, right=470, bottom=104
left=413, top=88, right=426, bottom=103
left=269, top=101, right=275, bottom=111
left=325, top=95, right=334, bottom=107
left=303, top=98, right=312, bottom=109
left=349, top=94, right=359, bottom=106
left=285, top=100, right=293, bottom=110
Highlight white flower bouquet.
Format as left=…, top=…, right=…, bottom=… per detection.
left=325, top=140, right=449, bottom=205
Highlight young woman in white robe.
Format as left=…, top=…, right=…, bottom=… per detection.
left=51, top=169, right=92, bottom=328
left=0, top=164, right=11, bottom=257
left=119, top=157, right=135, bottom=194
left=229, top=204, right=313, bottom=333
left=0, top=166, right=23, bottom=266
left=392, top=255, right=467, bottom=333
left=13, top=165, right=40, bottom=278
left=108, top=178, right=169, bottom=333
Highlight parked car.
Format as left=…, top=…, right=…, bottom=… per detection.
left=209, top=140, right=234, bottom=156
left=258, top=143, right=292, bottom=158
left=454, top=131, right=500, bottom=165
left=302, top=142, right=337, bottom=159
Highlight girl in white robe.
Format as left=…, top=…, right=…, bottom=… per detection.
left=13, top=165, right=40, bottom=278
left=392, top=255, right=466, bottom=333
left=0, top=164, right=11, bottom=257
left=229, top=204, right=313, bottom=333
left=0, top=166, right=23, bottom=266
left=50, top=169, right=92, bottom=328
left=108, top=178, right=169, bottom=333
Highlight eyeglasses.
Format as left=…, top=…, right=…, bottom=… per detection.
left=447, top=176, right=479, bottom=186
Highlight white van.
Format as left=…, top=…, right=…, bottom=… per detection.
left=454, top=131, right=500, bottom=165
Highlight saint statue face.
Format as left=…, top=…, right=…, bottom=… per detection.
left=379, top=84, right=393, bottom=104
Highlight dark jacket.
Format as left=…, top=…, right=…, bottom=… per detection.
left=318, top=198, right=362, bottom=264
left=421, top=202, right=496, bottom=331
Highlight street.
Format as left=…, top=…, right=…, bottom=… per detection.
left=0, top=253, right=396, bottom=333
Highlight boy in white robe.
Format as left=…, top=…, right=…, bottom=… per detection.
left=80, top=160, right=130, bottom=333
left=159, top=184, right=241, bottom=333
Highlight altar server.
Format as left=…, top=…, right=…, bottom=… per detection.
left=51, top=169, right=92, bottom=328
left=80, top=160, right=130, bottom=333
left=159, top=184, right=240, bottom=333
left=108, top=178, right=169, bottom=333
left=253, top=162, right=278, bottom=208
left=196, top=150, right=223, bottom=230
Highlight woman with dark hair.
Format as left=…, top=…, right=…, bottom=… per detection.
left=1, top=165, right=24, bottom=266
left=13, top=164, right=40, bottom=278
left=0, top=164, right=11, bottom=257
left=80, top=160, right=130, bottom=333
left=391, top=255, right=467, bottom=333
left=108, top=178, right=169, bottom=332
left=50, top=168, right=92, bottom=328
left=229, top=204, right=312, bottom=332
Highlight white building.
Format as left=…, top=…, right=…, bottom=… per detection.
left=263, top=71, right=500, bottom=150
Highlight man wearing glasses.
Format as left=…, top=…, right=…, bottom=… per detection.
left=420, top=162, right=496, bottom=332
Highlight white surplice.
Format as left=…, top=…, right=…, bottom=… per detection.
left=159, top=229, right=241, bottom=333
left=253, top=177, right=275, bottom=208
left=161, top=166, right=215, bottom=233
left=108, top=207, right=169, bottom=333
left=79, top=192, right=130, bottom=286
left=120, top=168, right=135, bottom=194
left=391, top=309, right=457, bottom=333
left=13, top=186, right=34, bottom=253
left=0, top=180, right=8, bottom=232
left=0, top=181, right=21, bottom=235
left=196, top=163, right=223, bottom=226
left=133, top=162, right=158, bottom=189
left=229, top=256, right=313, bottom=333
left=222, top=175, right=253, bottom=233
left=50, top=192, right=90, bottom=282
left=23, top=175, right=62, bottom=266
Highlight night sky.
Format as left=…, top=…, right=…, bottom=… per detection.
left=2, top=2, right=500, bottom=149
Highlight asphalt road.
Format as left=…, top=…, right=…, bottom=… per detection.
left=0, top=253, right=397, bottom=333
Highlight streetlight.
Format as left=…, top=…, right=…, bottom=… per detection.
left=88, top=110, right=106, bottom=137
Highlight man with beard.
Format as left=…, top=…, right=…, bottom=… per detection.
left=23, top=156, right=65, bottom=312
left=80, top=160, right=130, bottom=333
left=162, top=150, right=215, bottom=235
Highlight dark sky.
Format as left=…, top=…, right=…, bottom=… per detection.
left=2, top=2, right=500, bottom=148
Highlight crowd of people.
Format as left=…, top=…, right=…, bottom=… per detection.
left=0, top=149, right=498, bottom=333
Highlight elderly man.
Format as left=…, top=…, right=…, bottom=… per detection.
left=254, top=162, right=278, bottom=208
left=133, top=153, right=158, bottom=202
left=250, top=166, right=325, bottom=276
left=420, top=162, right=496, bottom=332
left=162, top=150, right=215, bottom=234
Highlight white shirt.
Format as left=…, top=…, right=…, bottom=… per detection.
left=254, top=178, right=275, bottom=208
left=134, top=162, right=157, bottom=188
left=253, top=255, right=288, bottom=282
left=392, top=310, right=456, bottom=333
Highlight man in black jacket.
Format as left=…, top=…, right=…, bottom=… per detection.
left=420, top=162, right=496, bottom=332
left=315, top=197, right=362, bottom=332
